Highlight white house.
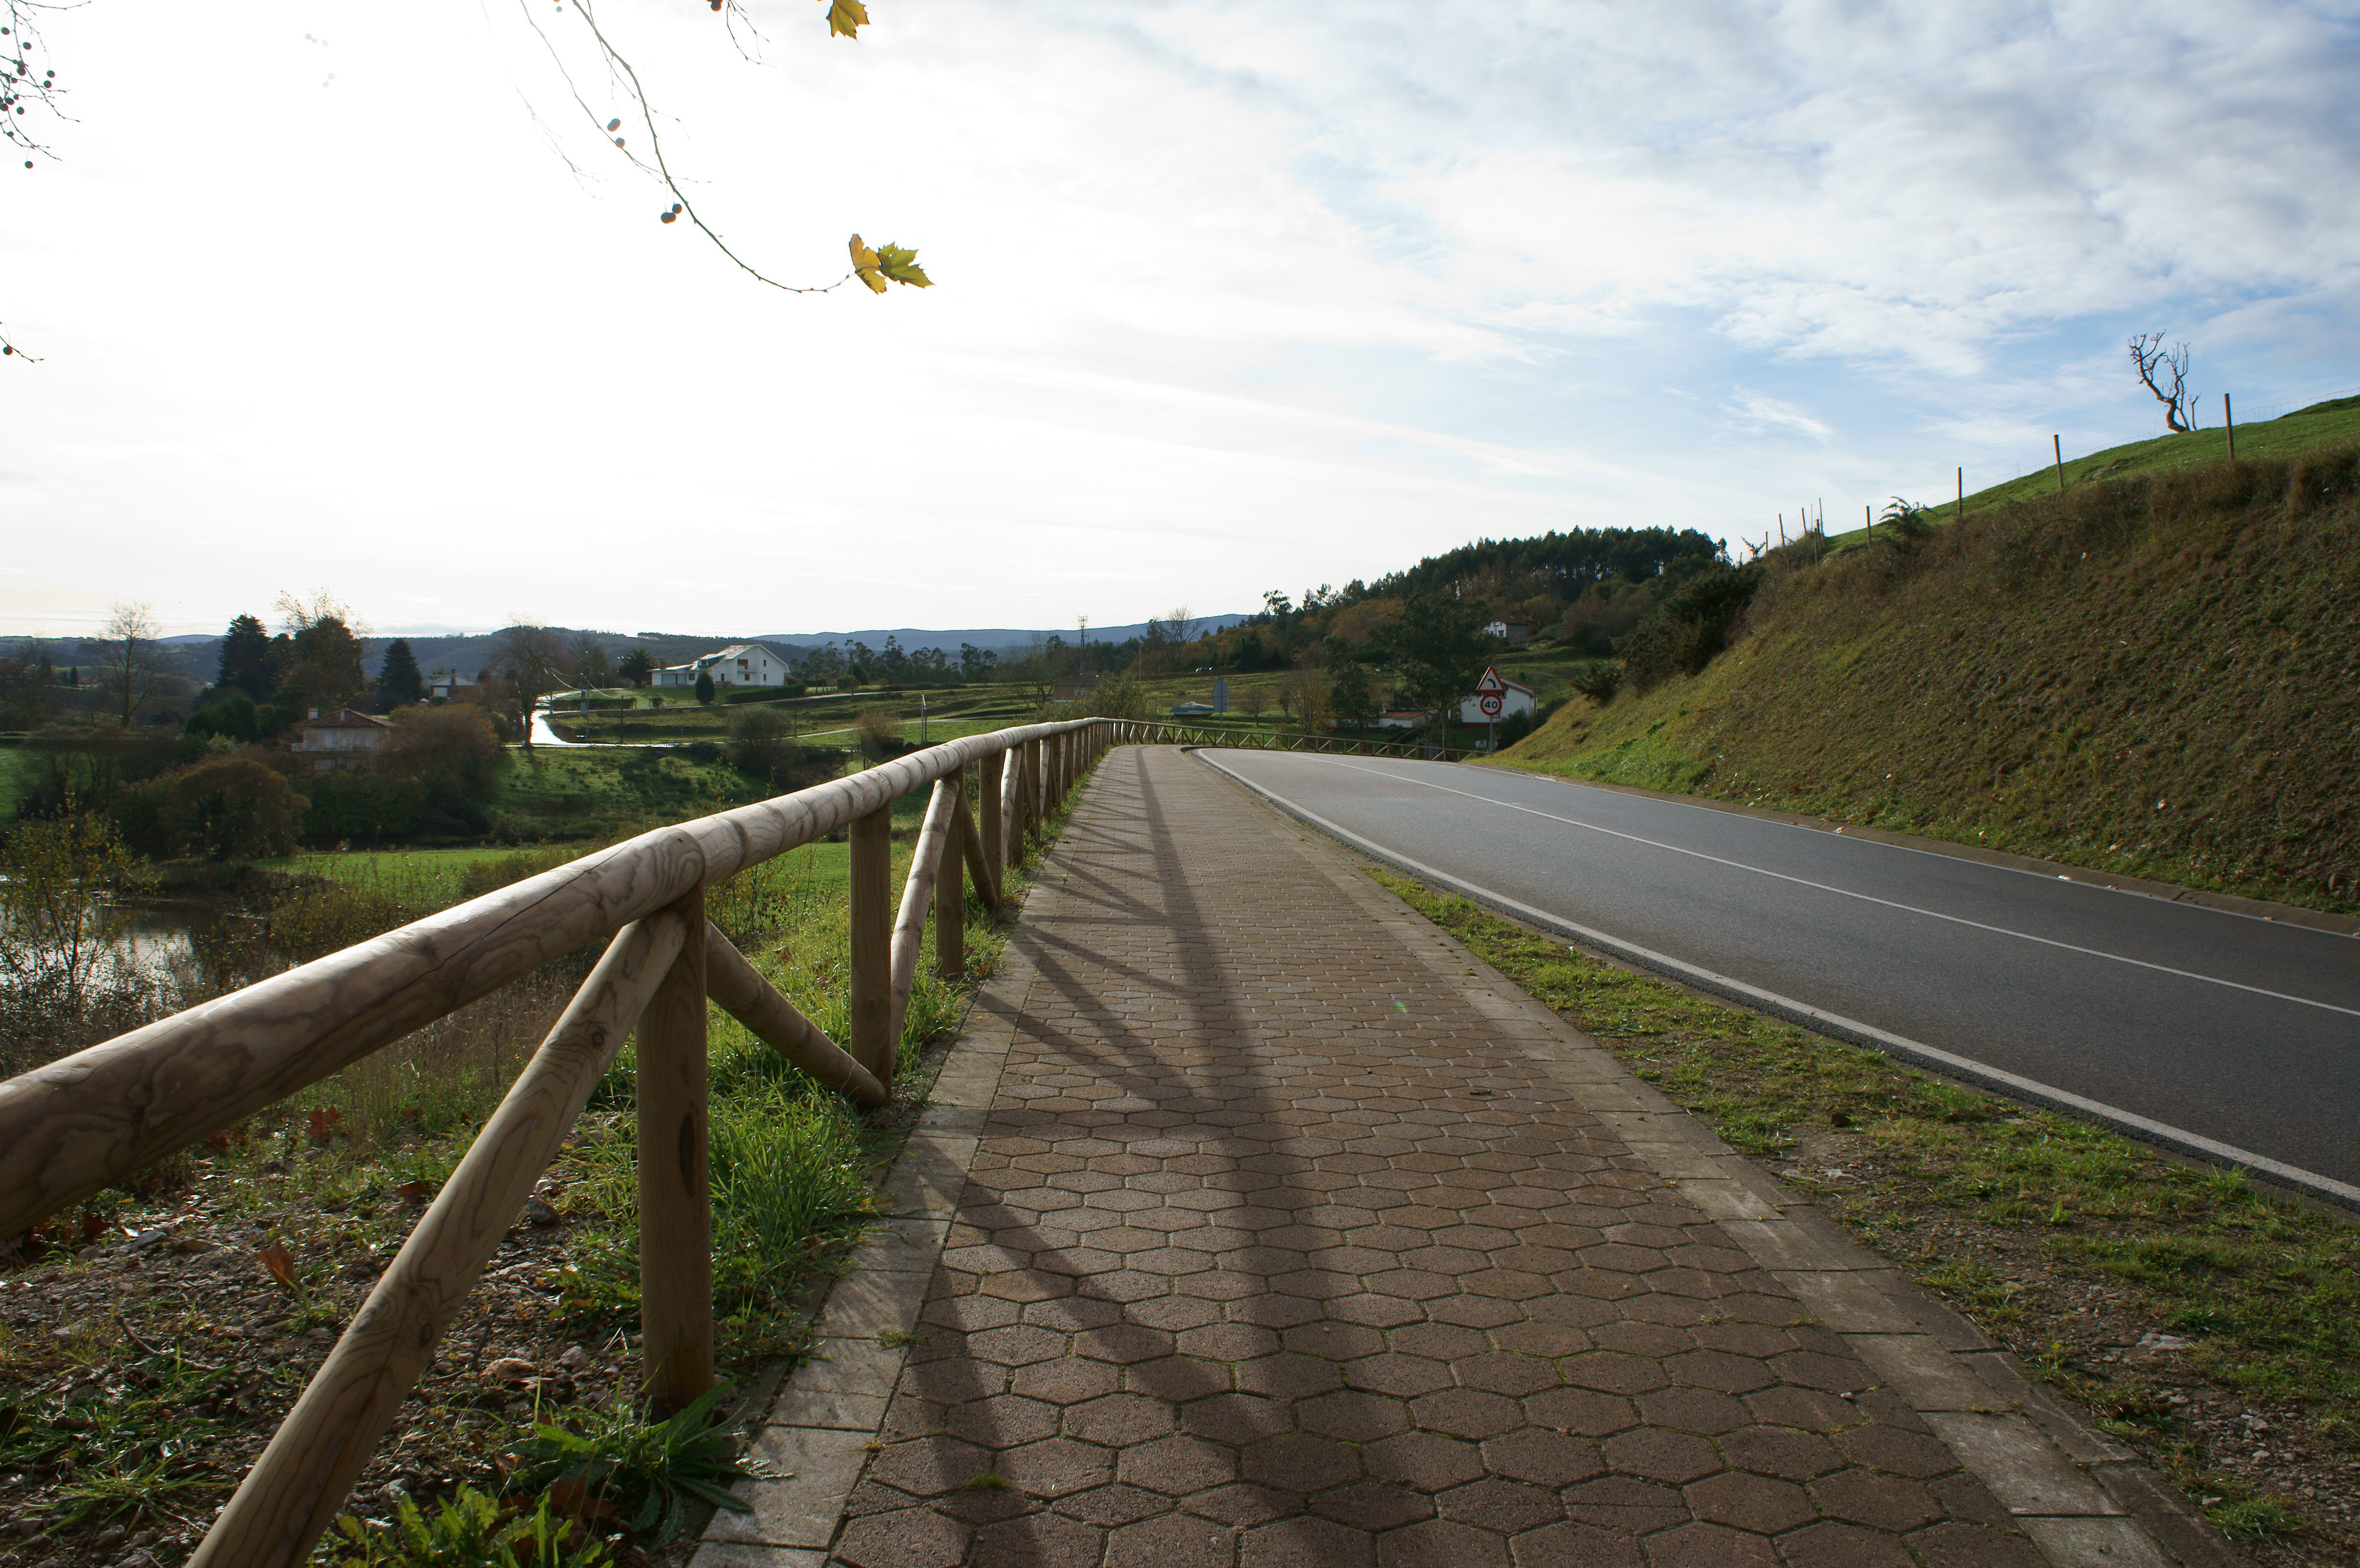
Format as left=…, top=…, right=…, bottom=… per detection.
left=290, top=708, right=394, bottom=773
left=1458, top=668, right=1537, bottom=726
left=1481, top=615, right=1535, bottom=644
left=653, top=643, right=797, bottom=689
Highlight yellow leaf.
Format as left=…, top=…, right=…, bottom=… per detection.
left=822, top=0, right=870, bottom=39
left=848, top=233, right=887, bottom=294
left=874, top=242, right=932, bottom=288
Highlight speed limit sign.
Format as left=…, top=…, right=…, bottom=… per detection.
left=1478, top=693, right=1503, bottom=718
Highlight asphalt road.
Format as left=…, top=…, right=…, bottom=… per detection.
left=1201, top=749, right=2360, bottom=1201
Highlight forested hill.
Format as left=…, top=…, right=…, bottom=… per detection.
left=1368, top=527, right=1720, bottom=602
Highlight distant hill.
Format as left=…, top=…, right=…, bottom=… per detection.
left=105, top=616, right=1254, bottom=681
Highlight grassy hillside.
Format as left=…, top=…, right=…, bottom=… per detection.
left=1921, top=395, right=2360, bottom=529
left=1503, top=446, right=2360, bottom=916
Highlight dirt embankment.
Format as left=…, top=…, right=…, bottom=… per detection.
left=1507, top=450, right=2360, bottom=915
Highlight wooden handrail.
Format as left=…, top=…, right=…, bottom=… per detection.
left=5, top=717, right=1128, bottom=1568
left=0, top=718, right=1099, bottom=1243
left=189, top=908, right=689, bottom=1567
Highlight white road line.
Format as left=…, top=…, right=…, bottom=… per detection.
left=1294, top=755, right=2360, bottom=1022
left=1203, top=753, right=2360, bottom=1207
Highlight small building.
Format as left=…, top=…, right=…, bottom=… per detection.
left=653, top=643, right=796, bottom=689
left=1459, top=668, right=1538, bottom=726
left=1482, top=615, right=1535, bottom=644
left=290, top=708, right=393, bottom=773
left=427, top=670, right=479, bottom=702
left=1169, top=701, right=1217, bottom=718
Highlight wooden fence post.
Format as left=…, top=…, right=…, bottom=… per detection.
left=2225, top=393, right=2237, bottom=461
left=981, top=749, right=1007, bottom=882
left=2053, top=434, right=2067, bottom=495
left=848, top=803, right=895, bottom=1081
left=1021, top=738, right=1043, bottom=848
left=935, top=774, right=965, bottom=980
left=637, top=883, right=711, bottom=1413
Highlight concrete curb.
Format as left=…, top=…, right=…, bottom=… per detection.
left=1205, top=757, right=2249, bottom=1568
left=1472, top=762, right=2360, bottom=940
left=688, top=909, right=1045, bottom=1567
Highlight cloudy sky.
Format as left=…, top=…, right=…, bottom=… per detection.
left=6, top=0, right=2358, bottom=638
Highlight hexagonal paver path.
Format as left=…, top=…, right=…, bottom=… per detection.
left=827, top=747, right=2046, bottom=1568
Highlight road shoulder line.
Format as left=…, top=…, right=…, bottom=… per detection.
left=1194, top=748, right=2360, bottom=1213
left=1473, top=761, right=2360, bottom=939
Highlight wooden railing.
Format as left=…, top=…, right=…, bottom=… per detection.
left=0, top=716, right=1114, bottom=1568
left=1109, top=719, right=1472, bottom=761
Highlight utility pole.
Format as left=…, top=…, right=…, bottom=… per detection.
left=1077, top=616, right=1089, bottom=688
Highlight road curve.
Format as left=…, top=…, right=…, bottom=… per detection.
left=1198, top=748, right=2360, bottom=1203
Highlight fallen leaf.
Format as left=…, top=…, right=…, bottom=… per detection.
left=257, top=1243, right=297, bottom=1290
left=482, top=1357, right=538, bottom=1384
left=547, top=1476, right=620, bottom=1521
left=394, top=1180, right=430, bottom=1202
left=307, top=1106, right=344, bottom=1145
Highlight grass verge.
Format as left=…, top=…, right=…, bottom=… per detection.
left=0, top=755, right=1096, bottom=1568
left=1372, top=867, right=2360, bottom=1563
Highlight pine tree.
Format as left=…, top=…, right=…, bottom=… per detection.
left=219, top=613, right=274, bottom=700
left=695, top=670, right=716, bottom=706
left=377, top=638, right=425, bottom=710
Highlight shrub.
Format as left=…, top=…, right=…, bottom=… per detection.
left=855, top=709, right=904, bottom=760
left=1619, top=563, right=1763, bottom=691
left=1494, top=709, right=1536, bottom=747
left=302, top=772, right=428, bottom=843
left=184, top=689, right=259, bottom=743
left=1573, top=662, right=1623, bottom=704
left=391, top=704, right=507, bottom=796
left=155, top=756, right=307, bottom=858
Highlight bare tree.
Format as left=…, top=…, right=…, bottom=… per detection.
left=495, top=622, right=572, bottom=750
left=97, top=600, right=165, bottom=728
left=1165, top=605, right=1201, bottom=649
left=2129, top=333, right=2196, bottom=434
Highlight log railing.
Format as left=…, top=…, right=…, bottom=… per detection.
left=0, top=716, right=1115, bottom=1568
left=1108, top=719, right=1472, bottom=761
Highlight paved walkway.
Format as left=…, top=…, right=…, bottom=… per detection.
left=703, top=747, right=2218, bottom=1568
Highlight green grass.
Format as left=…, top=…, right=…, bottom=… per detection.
left=0, top=743, right=32, bottom=823
left=1371, top=866, right=2358, bottom=1534
left=1930, top=397, right=2360, bottom=527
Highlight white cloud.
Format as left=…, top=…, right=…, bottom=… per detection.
left=3, top=0, right=2357, bottom=636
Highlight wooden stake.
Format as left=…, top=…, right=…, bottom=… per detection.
left=2053, top=433, right=2067, bottom=494
left=1956, top=466, right=1964, bottom=522
left=2225, top=392, right=2237, bottom=462
left=187, top=910, right=689, bottom=1568
left=636, top=882, right=711, bottom=1414
left=979, top=750, right=1006, bottom=883
left=702, top=922, right=885, bottom=1108
left=936, top=776, right=965, bottom=981
left=848, top=804, right=895, bottom=1081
